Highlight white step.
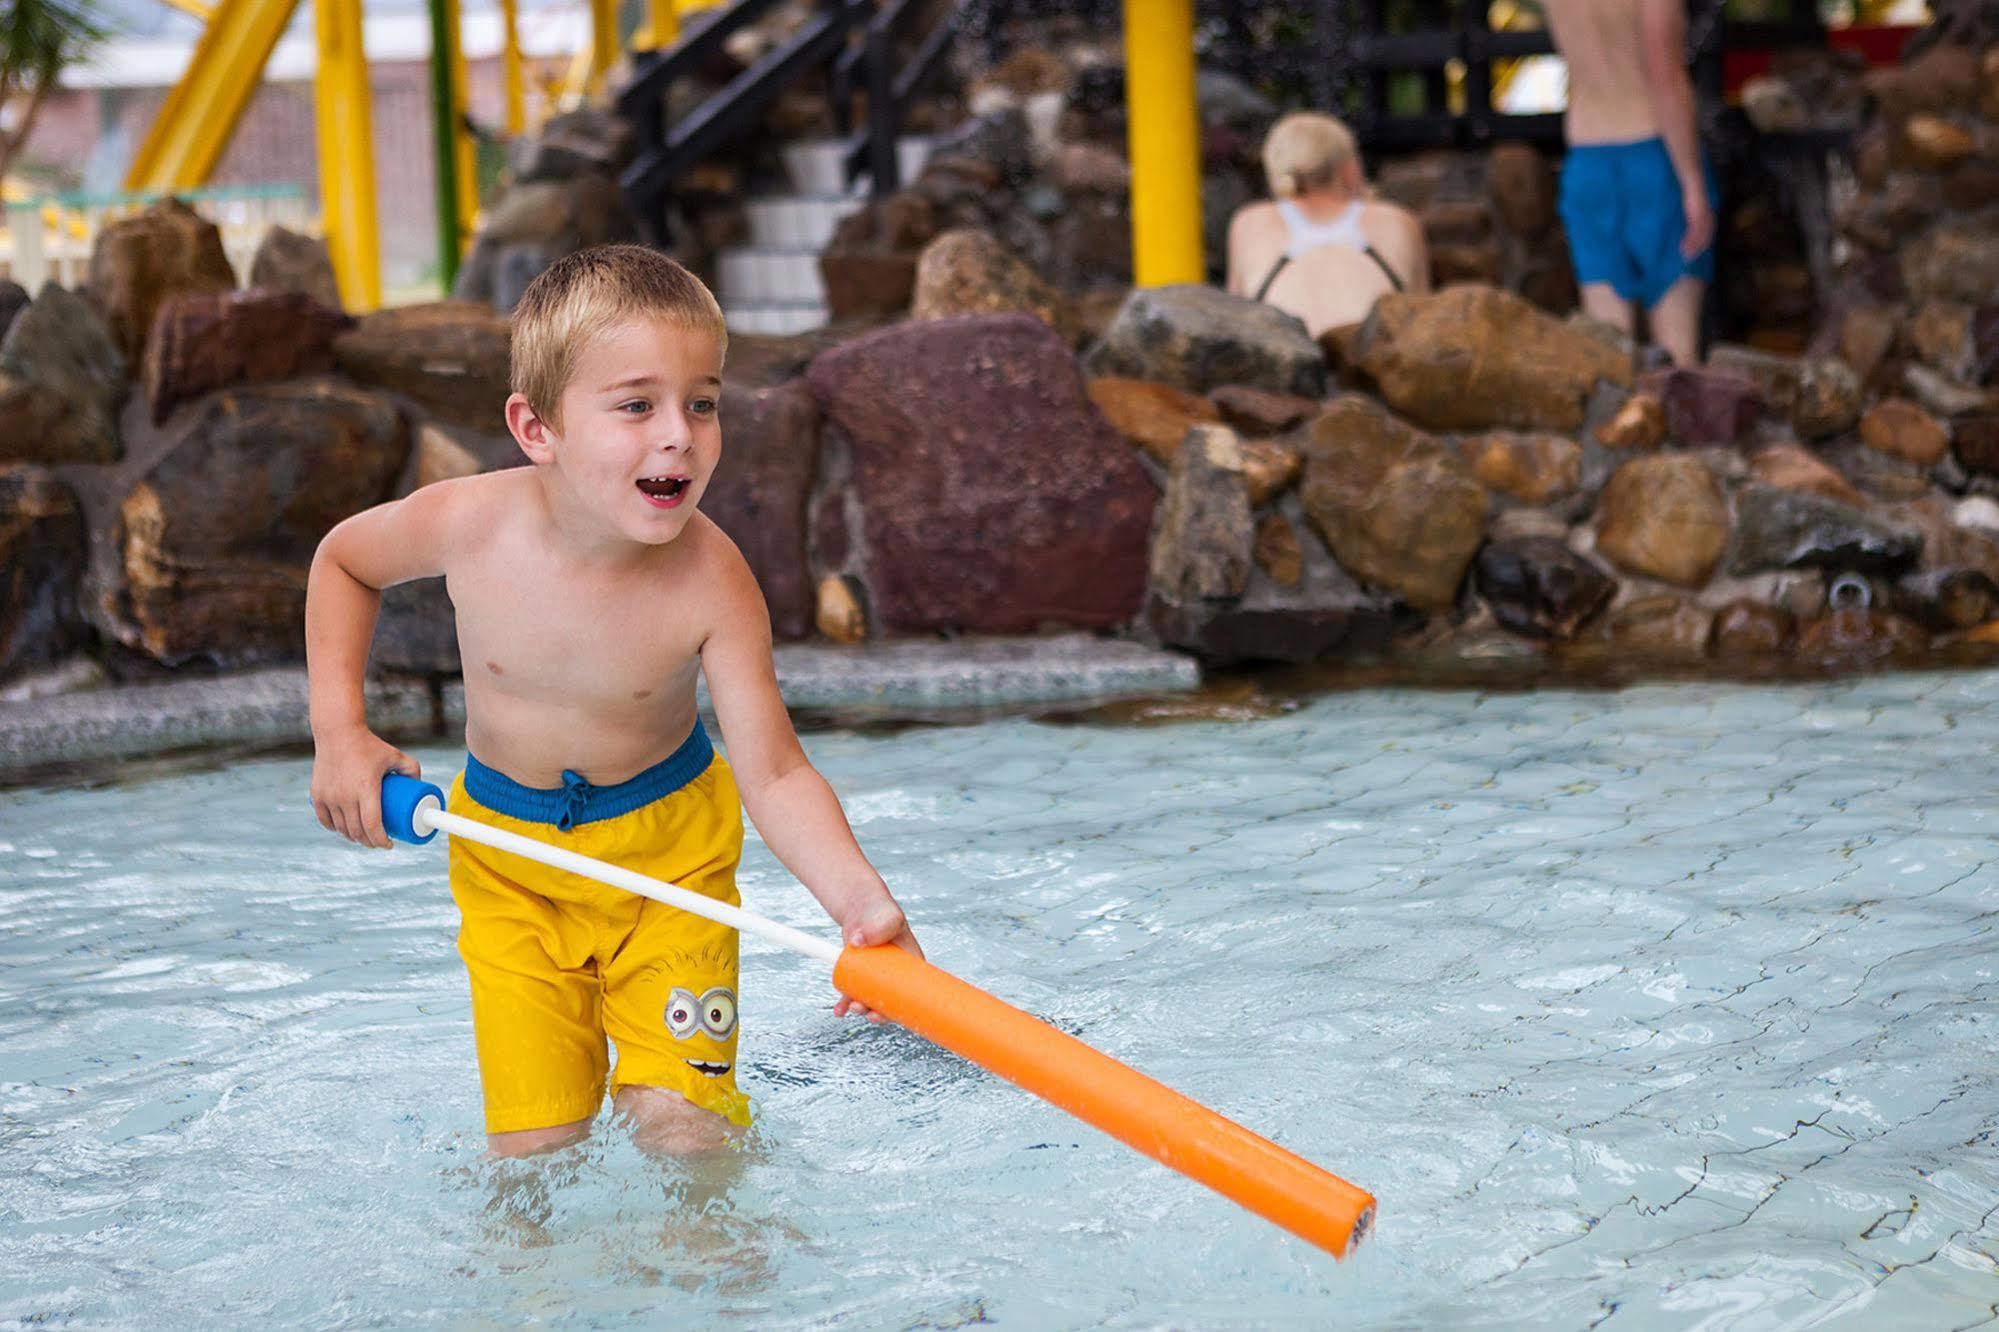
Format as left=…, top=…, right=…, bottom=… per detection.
left=779, top=135, right=937, bottom=197
left=716, top=247, right=825, bottom=305
left=723, top=303, right=829, bottom=335
left=745, top=196, right=866, bottom=250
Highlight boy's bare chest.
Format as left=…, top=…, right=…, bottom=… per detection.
left=446, top=558, right=706, bottom=707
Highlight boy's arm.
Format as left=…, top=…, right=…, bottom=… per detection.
left=305, top=477, right=469, bottom=847
left=1638, top=0, right=1714, bottom=260
left=699, top=537, right=920, bottom=1015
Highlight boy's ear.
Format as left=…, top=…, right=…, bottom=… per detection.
left=506, top=392, right=556, bottom=465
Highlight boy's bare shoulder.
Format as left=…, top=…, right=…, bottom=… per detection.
left=679, top=513, right=766, bottom=630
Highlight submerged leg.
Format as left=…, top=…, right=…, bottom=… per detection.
left=487, top=1115, right=593, bottom=1158
left=612, top=1084, right=738, bottom=1155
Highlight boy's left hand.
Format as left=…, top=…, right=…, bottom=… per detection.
left=834, top=898, right=923, bottom=1024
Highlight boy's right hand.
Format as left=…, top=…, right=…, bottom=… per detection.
left=310, top=727, right=422, bottom=850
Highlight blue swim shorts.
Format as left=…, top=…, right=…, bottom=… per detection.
left=1557, top=136, right=1719, bottom=307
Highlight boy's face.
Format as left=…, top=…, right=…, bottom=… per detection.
left=518, top=316, right=724, bottom=548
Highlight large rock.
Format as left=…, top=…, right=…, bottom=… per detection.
left=909, top=229, right=1073, bottom=337
left=1487, top=142, right=1557, bottom=235
left=1706, top=344, right=1861, bottom=440
left=508, top=106, right=636, bottom=183
left=1351, top=284, right=1633, bottom=431
left=1595, top=454, right=1729, bottom=587
left=1082, top=284, right=1326, bottom=398
left=805, top=314, right=1155, bottom=633
left=0, top=285, right=127, bottom=465
left=1749, top=442, right=1864, bottom=506
left=1085, top=376, right=1221, bottom=466
left=1729, top=484, right=1924, bottom=577
left=1475, top=537, right=1615, bottom=640
left=248, top=226, right=342, bottom=310
left=702, top=378, right=821, bottom=641
left=85, top=198, right=236, bottom=363
left=143, top=290, right=349, bottom=424
left=333, top=302, right=511, bottom=433
left=1902, top=222, right=1999, bottom=305
left=1859, top=397, right=1951, bottom=466
left=1148, top=424, right=1253, bottom=602
left=115, top=378, right=410, bottom=665
left=1639, top=365, right=1761, bottom=446
left=0, top=281, right=29, bottom=342
left=1458, top=431, right=1582, bottom=503
left=0, top=467, right=90, bottom=679
left=1299, top=395, right=1489, bottom=612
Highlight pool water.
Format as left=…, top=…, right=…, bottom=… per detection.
left=4, top=672, right=1997, bottom=1328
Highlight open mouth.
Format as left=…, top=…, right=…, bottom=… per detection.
left=636, top=475, right=691, bottom=507
left=684, top=1059, right=731, bottom=1078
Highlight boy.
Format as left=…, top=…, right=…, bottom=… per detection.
left=305, top=245, right=921, bottom=1158
left=1544, top=0, right=1718, bottom=367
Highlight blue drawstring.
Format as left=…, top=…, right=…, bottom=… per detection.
left=555, top=769, right=594, bottom=831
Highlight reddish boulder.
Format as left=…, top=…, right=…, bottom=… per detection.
left=333, top=302, right=512, bottom=433
left=805, top=314, right=1155, bottom=633
left=85, top=198, right=236, bottom=363
left=704, top=378, right=821, bottom=640
left=144, top=289, right=350, bottom=424
left=1638, top=366, right=1761, bottom=446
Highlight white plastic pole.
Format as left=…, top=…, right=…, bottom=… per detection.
left=412, top=801, right=842, bottom=965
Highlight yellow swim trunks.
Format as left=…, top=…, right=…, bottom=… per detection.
left=446, top=720, right=751, bottom=1134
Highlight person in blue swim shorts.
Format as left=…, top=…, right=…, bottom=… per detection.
left=1544, top=0, right=1718, bottom=367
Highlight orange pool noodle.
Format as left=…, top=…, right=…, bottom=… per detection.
left=832, top=945, right=1376, bottom=1257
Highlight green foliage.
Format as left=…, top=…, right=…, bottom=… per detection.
left=0, top=0, right=107, bottom=86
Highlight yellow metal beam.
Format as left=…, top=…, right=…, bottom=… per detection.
left=314, top=0, right=380, bottom=311
left=125, top=0, right=302, bottom=190
left=1122, top=0, right=1203, bottom=286
left=153, top=0, right=215, bottom=23
left=588, top=0, right=618, bottom=97
left=500, top=0, right=525, bottom=134
left=444, top=0, right=478, bottom=248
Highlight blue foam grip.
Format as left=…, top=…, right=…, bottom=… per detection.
left=381, top=772, right=446, bottom=845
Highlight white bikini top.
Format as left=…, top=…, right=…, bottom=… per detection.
left=1256, top=199, right=1405, bottom=302
left=1277, top=199, right=1372, bottom=257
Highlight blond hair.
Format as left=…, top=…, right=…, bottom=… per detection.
left=1261, top=112, right=1360, bottom=199
left=510, top=244, right=728, bottom=426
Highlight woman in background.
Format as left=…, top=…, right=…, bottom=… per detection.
left=1226, top=112, right=1430, bottom=338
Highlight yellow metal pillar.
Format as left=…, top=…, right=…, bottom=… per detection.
left=500, top=0, right=525, bottom=134
left=635, top=0, right=678, bottom=51
left=1121, top=0, right=1203, bottom=287
left=313, top=0, right=381, bottom=311
left=588, top=0, right=619, bottom=97
left=125, top=0, right=303, bottom=191
left=444, top=0, right=478, bottom=246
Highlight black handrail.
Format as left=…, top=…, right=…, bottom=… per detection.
left=617, top=0, right=966, bottom=245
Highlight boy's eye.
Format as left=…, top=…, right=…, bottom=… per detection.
left=618, top=400, right=651, bottom=415
left=689, top=398, right=718, bottom=416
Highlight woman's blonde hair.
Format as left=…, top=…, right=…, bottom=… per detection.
left=510, top=244, right=728, bottom=428
left=1261, top=112, right=1361, bottom=199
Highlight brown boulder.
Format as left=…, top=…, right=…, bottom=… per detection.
left=1749, top=442, right=1863, bottom=506
left=804, top=314, right=1155, bottom=633
left=1706, top=344, right=1861, bottom=440
left=85, top=198, right=236, bottom=363
left=1209, top=384, right=1317, bottom=436
left=1903, top=300, right=1978, bottom=382
left=1459, top=431, right=1582, bottom=503
left=0, top=466, right=90, bottom=679
left=1487, top=142, right=1556, bottom=235
left=704, top=379, right=821, bottom=641
left=1300, top=396, right=1488, bottom=612
left=1254, top=513, right=1303, bottom=586
left=1859, top=398, right=1950, bottom=466
left=144, top=290, right=349, bottom=424
left=248, top=226, right=342, bottom=310
left=1595, top=393, right=1666, bottom=450
left=1474, top=536, right=1615, bottom=640
left=1838, top=303, right=1904, bottom=385
left=0, top=284, right=127, bottom=465
left=1709, top=600, right=1793, bottom=656
left=1588, top=594, right=1713, bottom=663
left=1085, top=376, right=1221, bottom=466
left=1240, top=439, right=1302, bottom=506
left=333, top=302, right=511, bottom=433
left=1594, top=454, right=1729, bottom=587
left=1148, top=424, right=1253, bottom=603
left=1903, top=223, right=1999, bottom=305
left=1903, top=115, right=1978, bottom=171
left=1352, top=284, right=1633, bottom=431
left=909, top=229, right=1074, bottom=338
left=116, top=378, right=410, bottom=665
left=1955, top=414, right=1999, bottom=474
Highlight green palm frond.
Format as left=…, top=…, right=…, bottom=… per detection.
left=1, top=0, right=109, bottom=83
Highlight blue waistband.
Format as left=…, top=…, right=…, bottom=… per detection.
left=463, top=720, right=715, bottom=831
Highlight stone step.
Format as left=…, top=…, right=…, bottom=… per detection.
left=723, top=303, right=830, bottom=336
left=779, top=135, right=937, bottom=197
left=745, top=195, right=867, bottom=250
left=716, top=247, right=824, bottom=306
